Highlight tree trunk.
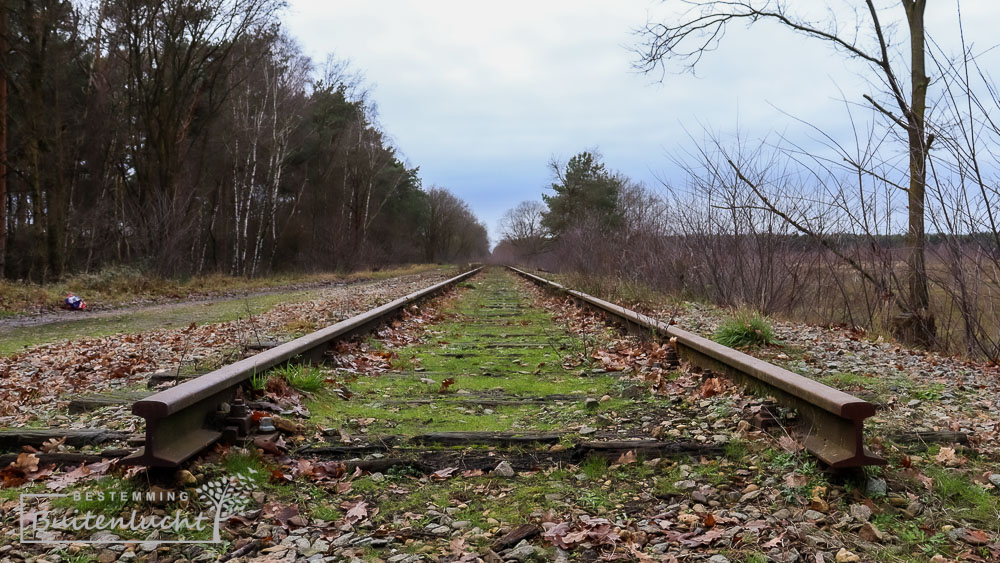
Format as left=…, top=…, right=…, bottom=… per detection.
left=898, top=0, right=935, bottom=346
left=0, top=3, right=6, bottom=279
left=0, top=2, right=7, bottom=280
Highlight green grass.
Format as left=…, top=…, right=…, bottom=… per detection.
left=713, top=308, right=778, bottom=348
left=364, top=467, right=658, bottom=534
left=580, top=456, right=610, bottom=481
left=908, top=382, right=946, bottom=401
left=897, top=520, right=949, bottom=557
left=724, top=439, right=749, bottom=461
left=309, top=503, right=344, bottom=522
left=249, top=369, right=270, bottom=391
left=272, top=364, right=327, bottom=392
left=0, top=482, right=45, bottom=501
left=50, top=551, right=96, bottom=563
left=221, top=448, right=270, bottom=487
left=50, top=476, right=136, bottom=513
left=576, top=488, right=613, bottom=511
left=309, top=269, right=627, bottom=436
left=390, top=353, right=419, bottom=371
left=310, top=392, right=560, bottom=435
left=925, top=466, right=1000, bottom=526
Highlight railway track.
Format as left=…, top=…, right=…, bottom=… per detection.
left=9, top=268, right=1000, bottom=562
left=2, top=266, right=883, bottom=472
left=292, top=268, right=728, bottom=473
left=509, top=267, right=884, bottom=469
left=112, top=265, right=881, bottom=472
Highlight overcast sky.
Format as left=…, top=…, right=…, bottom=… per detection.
left=282, top=1, right=1000, bottom=243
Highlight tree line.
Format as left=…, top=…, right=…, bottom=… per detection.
left=0, top=0, right=488, bottom=281
left=500, top=143, right=1000, bottom=361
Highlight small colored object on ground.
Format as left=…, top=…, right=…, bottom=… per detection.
left=64, top=294, right=87, bottom=310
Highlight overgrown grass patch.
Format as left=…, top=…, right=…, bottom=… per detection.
left=249, top=369, right=270, bottom=391
left=50, top=476, right=136, bottom=514
left=925, top=466, right=1000, bottom=526
left=713, top=308, right=778, bottom=348
left=221, top=448, right=271, bottom=487
left=272, top=363, right=326, bottom=392
left=724, top=439, right=750, bottom=461
left=309, top=503, right=344, bottom=522
left=308, top=391, right=559, bottom=435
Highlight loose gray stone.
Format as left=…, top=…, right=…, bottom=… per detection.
left=253, top=522, right=272, bottom=538
left=90, top=531, right=121, bottom=543
left=506, top=544, right=541, bottom=562
left=803, top=510, right=825, bottom=521
left=849, top=503, right=872, bottom=522
left=768, top=547, right=800, bottom=563
left=493, top=461, right=516, bottom=477
left=308, top=539, right=330, bottom=555
left=988, top=474, right=1000, bottom=487
left=332, top=532, right=355, bottom=547
left=865, top=478, right=887, bottom=497
left=708, top=556, right=731, bottom=563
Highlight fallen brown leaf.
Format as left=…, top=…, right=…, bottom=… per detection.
left=345, top=500, right=368, bottom=524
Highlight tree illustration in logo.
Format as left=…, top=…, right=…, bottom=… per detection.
left=195, top=471, right=256, bottom=542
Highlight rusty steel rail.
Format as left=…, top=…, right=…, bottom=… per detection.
left=125, top=268, right=482, bottom=467
left=509, top=266, right=885, bottom=468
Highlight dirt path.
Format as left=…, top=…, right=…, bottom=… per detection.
left=0, top=270, right=452, bottom=356
left=0, top=279, right=351, bottom=331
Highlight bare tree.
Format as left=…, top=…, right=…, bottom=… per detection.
left=637, top=0, right=936, bottom=345
left=499, top=200, right=547, bottom=257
